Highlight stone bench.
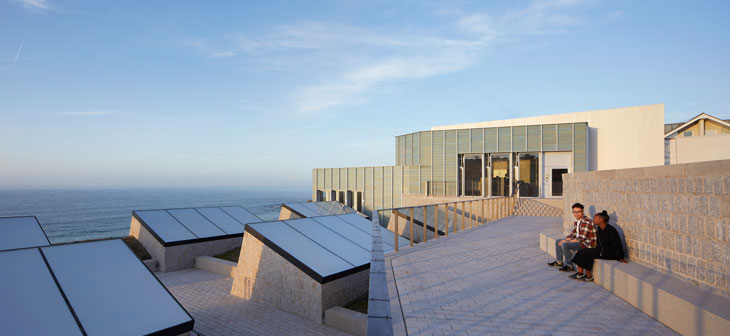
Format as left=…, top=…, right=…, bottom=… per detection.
left=539, top=229, right=730, bottom=336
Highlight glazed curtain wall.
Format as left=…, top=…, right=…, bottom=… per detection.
left=312, top=122, right=588, bottom=219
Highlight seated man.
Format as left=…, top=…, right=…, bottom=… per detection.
left=547, top=203, right=596, bottom=272
left=570, top=210, right=627, bottom=281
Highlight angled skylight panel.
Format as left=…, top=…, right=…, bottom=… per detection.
left=0, top=216, right=50, bottom=251
left=134, top=210, right=196, bottom=244
left=167, top=209, right=225, bottom=238
left=285, top=203, right=321, bottom=217
left=336, top=214, right=407, bottom=250
left=283, top=218, right=370, bottom=266
left=220, top=206, right=262, bottom=224
left=195, top=207, right=246, bottom=234
left=246, top=221, right=352, bottom=279
left=41, top=240, right=193, bottom=336
left=0, top=249, right=83, bottom=336
left=312, top=216, right=372, bottom=250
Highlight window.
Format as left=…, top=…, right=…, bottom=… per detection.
left=683, top=131, right=693, bottom=137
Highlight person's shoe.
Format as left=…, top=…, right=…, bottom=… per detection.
left=583, top=275, right=594, bottom=282
left=547, top=261, right=562, bottom=267
left=568, top=272, right=584, bottom=279
left=558, top=265, right=574, bottom=272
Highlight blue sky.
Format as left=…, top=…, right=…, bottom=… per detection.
left=1, top=0, right=729, bottom=188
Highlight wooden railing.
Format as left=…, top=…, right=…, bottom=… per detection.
left=376, top=196, right=516, bottom=251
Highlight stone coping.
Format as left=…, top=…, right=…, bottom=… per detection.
left=194, top=256, right=236, bottom=277
left=325, top=306, right=366, bottom=336
left=539, top=228, right=730, bottom=336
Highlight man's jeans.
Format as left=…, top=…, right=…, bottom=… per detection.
left=555, top=241, right=582, bottom=266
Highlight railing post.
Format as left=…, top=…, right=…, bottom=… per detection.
left=444, top=203, right=449, bottom=236
left=409, top=207, right=414, bottom=247
left=461, top=202, right=465, bottom=231
left=423, top=206, right=427, bottom=243
left=392, top=210, right=398, bottom=252
left=469, top=201, right=473, bottom=229
left=434, top=204, right=439, bottom=240
left=480, top=199, right=484, bottom=225
left=453, top=203, right=457, bottom=233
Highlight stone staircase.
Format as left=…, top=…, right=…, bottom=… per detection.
left=513, top=198, right=563, bottom=217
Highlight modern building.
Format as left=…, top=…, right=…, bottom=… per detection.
left=664, top=113, right=730, bottom=164
left=313, top=104, right=667, bottom=220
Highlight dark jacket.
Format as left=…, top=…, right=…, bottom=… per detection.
left=596, top=224, right=624, bottom=260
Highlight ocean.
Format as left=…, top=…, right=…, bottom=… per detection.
left=0, top=188, right=311, bottom=244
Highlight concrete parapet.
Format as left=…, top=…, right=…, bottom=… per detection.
left=195, top=256, right=237, bottom=277
left=325, top=306, right=366, bottom=336
left=594, top=259, right=730, bottom=336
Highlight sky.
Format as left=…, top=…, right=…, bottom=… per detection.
left=1, top=0, right=729, bottom=188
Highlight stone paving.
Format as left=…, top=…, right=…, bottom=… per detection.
left=387, top=216, right=678, bottom=336
left=157, top=268, right=348, bottom=336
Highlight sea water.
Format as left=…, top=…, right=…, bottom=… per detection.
left=0, top=187, right=311, bottom=243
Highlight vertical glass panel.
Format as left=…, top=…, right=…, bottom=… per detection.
left=324, top=169, right=331, bottom=190
left=364, top=167, right=373, bottom=215
left=444, top=130, right=458, bottom=196
left=517, top=153, right=540, bottom=197
left=420, top=131, right=432, bottom=166
left=558, top=123, right=573, bottom=151
left=340, top=168, right=347, bottom=190
left=42, top=240, right=192, bottom=336
left=0, top=249, right=83, bottom=336
left=573, top=123, right=588, bottom=172
left=348, top=167, right=356, bottom=188
left=542, top=124, right=557, bottom=151
left=384, top=167, right=392, bottom=209
left=405, top=134, right=412, bottom=165
left=498, top=127, right=512, bottom=152
left=458, top=129, right=470, bottom=153
left=393, top=166, right=402, bottom=208
left=484, top=128, right=498, bottom=152
left=552, top=168, right=568, bottom=196
left=0, top=216, right=50, bottom=250
left=491, top=154, right=510, bottom=197
left=397, top=136, right=405, bottom=165
left=374, top=167, right=383, bottom=211
left=463, top=154, right=482, bottom=196
left=471, top=129, right=484, bottom=153
left=317, top=169, right=325, bottom=190
left=408, top=166, right=419, bottom=195
left=413, top=132, right=420, bottom=165
left=527, top=125, right=542, bottom=151
left=332, top=168, right=340, bottom=191
left=356, top=167, right=365, bottom=190
left=168, top=209, right=225, bottom=238
left=431, top=131, right=445, bottom=194
left=512, top=126, right=526, bottom=152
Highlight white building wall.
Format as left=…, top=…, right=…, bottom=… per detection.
left=666, top=135, right=730, bottom=164
left=431, top=104, right=665, bottom=171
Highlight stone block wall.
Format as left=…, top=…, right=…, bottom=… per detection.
left=231, top=233, right=369, bottom=323
left=563, top=159, right=730, bottom=298
left=129, top=217, right=242, bottom=272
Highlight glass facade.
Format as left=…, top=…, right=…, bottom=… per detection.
left=314, top=122, right=588, bottom=220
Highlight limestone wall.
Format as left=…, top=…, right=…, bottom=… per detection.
left=278, top=206, right=302, bottom=220
left=129, top=217, right=242, bottom=272
left=231, top=233, right=369, bottom=323
left=563, top=159, right=730, bottom=298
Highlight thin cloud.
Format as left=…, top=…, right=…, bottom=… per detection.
left=59, top=111, right=115, bottom=117
left=11, top=42, right=23, bottom=74
left=15, top=0, right=51, bottom=12
left=185, top=39, right=236, bottom=58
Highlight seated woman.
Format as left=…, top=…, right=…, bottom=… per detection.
left=570, top=210, right=627, bottom=282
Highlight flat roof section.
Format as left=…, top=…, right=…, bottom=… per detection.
left=41, top=239, right=194, bottom=336
left=0, top=216, right=51, bottom=251
left=282, top=201, right=358, bottom=218
left=133, top=206, right=264, bottom=247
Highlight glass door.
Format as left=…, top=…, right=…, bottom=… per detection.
left=490, top=154, right=510, bottom=196
left=462, top=154, right=483, bottom=196
left=517, top=153, right=540, bottom=197
left=551, top=168, right=568, bottom=197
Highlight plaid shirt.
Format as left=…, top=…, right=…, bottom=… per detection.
left=567, top=216, right=596, bottom=248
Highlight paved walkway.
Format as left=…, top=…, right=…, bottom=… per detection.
left=157, top=269, right=348, bottom=336
left=387, top=216, right=677, bottom=336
